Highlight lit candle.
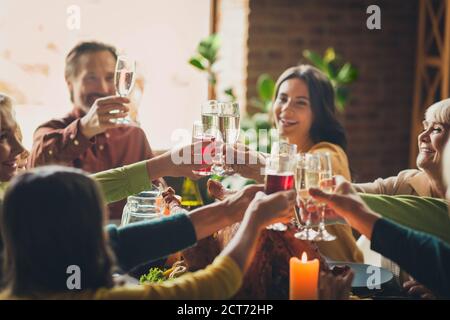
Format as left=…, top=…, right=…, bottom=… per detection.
left=290, top=252, right=319, bottom=300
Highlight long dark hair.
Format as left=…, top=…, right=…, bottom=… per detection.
left=273, top=65, right=348, bottom=151
left=1, top=166, right=116, bottom=296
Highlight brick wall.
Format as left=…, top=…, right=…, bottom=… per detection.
left=244, top=0, right=418, bottom=182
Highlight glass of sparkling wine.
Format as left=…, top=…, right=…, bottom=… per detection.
left=315, top=152, right=336, bottom=241
left=201, top=100, right=221, bottom=174
left=217, top=101, right=240, bottom=175
left=113, top=55, right=135, bottom=124
left=294, top=153, right=319, bottom=240
left=191, top=121, right=215, bottom=176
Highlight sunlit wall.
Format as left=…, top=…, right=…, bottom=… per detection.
left=0, top=0, right=210, bottom=150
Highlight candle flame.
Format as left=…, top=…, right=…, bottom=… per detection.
left=301, top=252, right=308, bottom=263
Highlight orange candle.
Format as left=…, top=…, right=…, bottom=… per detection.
left=290, top=252, right=319, bottom=300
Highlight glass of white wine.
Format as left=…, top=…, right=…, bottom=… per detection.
left=217, top=101, right=240, bottom=175
left=113, top=55, right=135, bottom=124
left=315, top=152, right=336, bottom=241
left=294, top=153, right=319, bottom=240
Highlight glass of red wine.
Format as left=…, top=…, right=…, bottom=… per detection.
left=191, top=121, right=215, bottom=176
left=264, top=142, right=297, bottom=231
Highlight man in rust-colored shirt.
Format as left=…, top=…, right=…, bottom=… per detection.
left=29, top=41, right=156, bottom=220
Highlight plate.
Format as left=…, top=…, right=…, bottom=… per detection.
left=329, top=262, right=394, bottom=296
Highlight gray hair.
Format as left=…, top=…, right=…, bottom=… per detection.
left=425, top=98, right=450, bottom=125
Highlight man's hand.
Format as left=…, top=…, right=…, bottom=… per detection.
left=80, top=96, right=130, bottom=139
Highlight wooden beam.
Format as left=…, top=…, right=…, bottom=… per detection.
left=410, top=0, right=427, bottom=167
left=442, top=0, right=450, bottom=98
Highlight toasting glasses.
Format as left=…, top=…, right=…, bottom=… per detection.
left=113, top=55, right=136, bottom=124
left=200, top=100, right=241, bottom=176
left=264, top=142, right=297, bottom=231
left=294, top=152, right=336, bottom=241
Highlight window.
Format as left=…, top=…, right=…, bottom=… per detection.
left=0, top=0, right=211, bottom=150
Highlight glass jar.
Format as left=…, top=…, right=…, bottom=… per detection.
left=121, top=190, right=161, bottom=226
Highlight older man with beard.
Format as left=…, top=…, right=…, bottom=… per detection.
left=28, top=41, right=160, bottom=220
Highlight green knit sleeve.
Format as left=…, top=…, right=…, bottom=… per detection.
left=361, top=193, right=450, bottom=244
left=91, top=161, right=152, bottom=204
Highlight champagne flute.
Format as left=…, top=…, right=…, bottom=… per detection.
left=201, top=100, right=221, bottom=174
left=294, top=153, right=319, bottom=240
left=191, top=121, right=215, bottom=176
left=113, top=55, right=135, bottom=124
left=315, top=152, right=336, bottom=241
left=218, top=101, right=240, bottom=175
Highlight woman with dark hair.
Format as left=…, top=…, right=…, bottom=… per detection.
left=228, top=65, right=362, bottom=263
left=0, top=165, right=295, bottom=299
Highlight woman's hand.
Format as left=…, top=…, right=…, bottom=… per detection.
left=308, top=175, right=381, bottom=239
left=148, top=141, right=214, bottom=181
left=223, top=143, right=266, bottom=183
left=222, top=184, right=265, bottom=221
left=319, top=270, right=354, bottom=300
left=219, top=189, right=296, bottom=272
left=245, top=190, right=297, bottom=230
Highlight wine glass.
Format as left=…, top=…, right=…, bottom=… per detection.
left=113, top=55, right=136, bottom=124
left=200, top=100, right=221, bottom=174
left=264, top=144, right=296, bottom=231
left=293, top=153, right=319, bottom=240
left=191, top=121, right=215, bottom=176
left=217, top=101, right=240, bottom=175
left=315, top=152, right=336, bottom=241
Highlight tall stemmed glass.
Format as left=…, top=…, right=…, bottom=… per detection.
left=191, top=121, right=215, bottom=176
left=201, top=100, right=221, bottom=174
left=315, top=152, right=336, bottom=241
left=217, top=102, right=240, bottom=175
left=113, top=55, right=136, bottom=124
left=294, top=153, right=319, bottom=240
left=264, top=141, right=297, bottom=231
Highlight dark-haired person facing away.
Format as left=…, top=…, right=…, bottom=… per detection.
left=0, top=165, right=296, bottom=300
left=28, top=41, right=160, bottom=220
left=225, top=65, right=363, bottom=263
left=0, top=93, right=269, bottom=277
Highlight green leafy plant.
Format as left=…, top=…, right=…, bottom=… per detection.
left=303, top=47, right=358, bottom=112
left=189, top=33, right=236, bottom=101
left=240, top=74, right=277, bottom=153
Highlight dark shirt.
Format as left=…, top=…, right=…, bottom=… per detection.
left=106, top=213, right=197, bottom=272
left=371, top=218, right=450, bottom=298
left=28, top=107, right=154, bottom=219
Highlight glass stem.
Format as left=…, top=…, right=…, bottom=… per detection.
left=319, top=204, right=327, bottom=231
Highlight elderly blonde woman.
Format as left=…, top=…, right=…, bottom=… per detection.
left=353, top=99, right=450, bottom=297
left=354, top=98, right=450, bottom=198
left=306, top=140, right=450, bottom=298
